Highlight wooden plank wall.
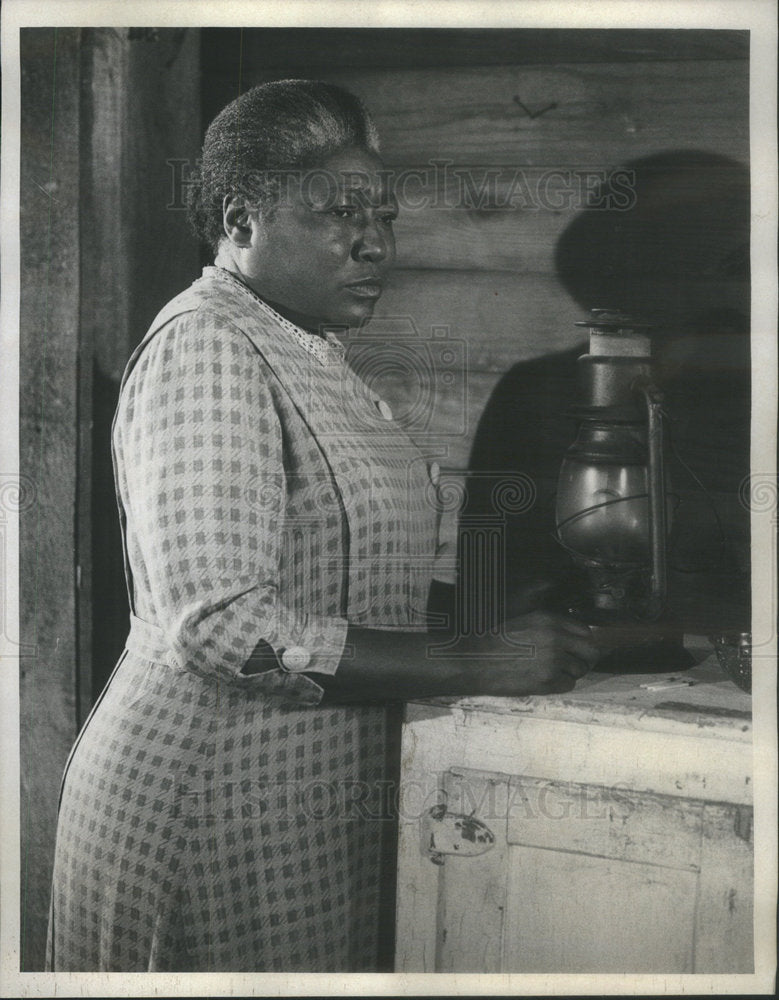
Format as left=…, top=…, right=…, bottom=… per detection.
left=202, top=28, right=749, bottom=471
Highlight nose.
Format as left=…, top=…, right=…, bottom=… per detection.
left=353, top=215, right=393, bottom=265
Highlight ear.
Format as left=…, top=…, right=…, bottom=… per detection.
left=222, top=195, right=255, bottom=248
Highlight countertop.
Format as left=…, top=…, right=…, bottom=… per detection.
left=403, top=641, right=753, bottom=803
left=417, top=644, right=751, bottom=742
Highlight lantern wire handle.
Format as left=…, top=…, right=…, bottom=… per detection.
left=634, top=379, right=667, bottom=619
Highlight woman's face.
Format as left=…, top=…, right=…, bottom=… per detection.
left=225, top=146, right=397, bottom=330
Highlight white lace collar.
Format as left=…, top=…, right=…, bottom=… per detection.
left=204, top=265, right=346, bottom=368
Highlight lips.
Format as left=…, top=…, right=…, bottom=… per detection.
left=343, top=278, right=384, bottom=298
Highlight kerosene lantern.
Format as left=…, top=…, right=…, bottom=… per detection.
left=555, top=309, right=693, bottom=671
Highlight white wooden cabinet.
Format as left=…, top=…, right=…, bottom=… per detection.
left=395, top=652, right=753, bottom=973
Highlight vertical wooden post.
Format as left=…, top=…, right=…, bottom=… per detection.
left=19, top=26, right=201, bottom=970
left=19, top=26, right=82, bottom=972
left=79, top=26, right=201, bottom=707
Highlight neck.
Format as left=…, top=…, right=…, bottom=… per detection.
left=211, top=254, right=326, bottom=337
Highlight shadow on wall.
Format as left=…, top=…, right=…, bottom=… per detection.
left=463, top=151, right=751, bottom=634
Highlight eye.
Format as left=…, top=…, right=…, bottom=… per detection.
left=330, top=206, right=357, bottom=219
left=378, top=210, right=398, bottom=226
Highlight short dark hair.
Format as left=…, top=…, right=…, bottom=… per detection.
left=187, top=79, right=380, bottom=251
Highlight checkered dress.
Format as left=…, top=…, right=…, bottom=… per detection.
left=47, top=267, right=439, bottom=971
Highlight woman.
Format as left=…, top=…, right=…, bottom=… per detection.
left=47, top=80, right=597, bottom=972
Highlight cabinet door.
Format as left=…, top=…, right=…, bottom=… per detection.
left=421, top=768, right=753, bottom=974
left=503, top=777, right=703, bottom=973
left=502, top=846, right=698, bottom=972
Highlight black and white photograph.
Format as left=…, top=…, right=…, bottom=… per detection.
left=1, top=0, right=776, bottom=994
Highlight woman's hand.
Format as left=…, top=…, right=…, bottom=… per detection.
left=464, top=610, right=598, bottom=697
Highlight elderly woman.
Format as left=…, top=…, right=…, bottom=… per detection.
left=47, top=79, right=597, bottom=972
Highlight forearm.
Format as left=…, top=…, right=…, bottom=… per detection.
left=314, top=625, right=475, bottom=704
left=315, top=606, right=599, bottom=704
left=244, top=597, right=598, bottom=704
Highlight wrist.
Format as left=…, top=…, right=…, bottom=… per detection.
left=420, top=634, right=488, bottom=697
